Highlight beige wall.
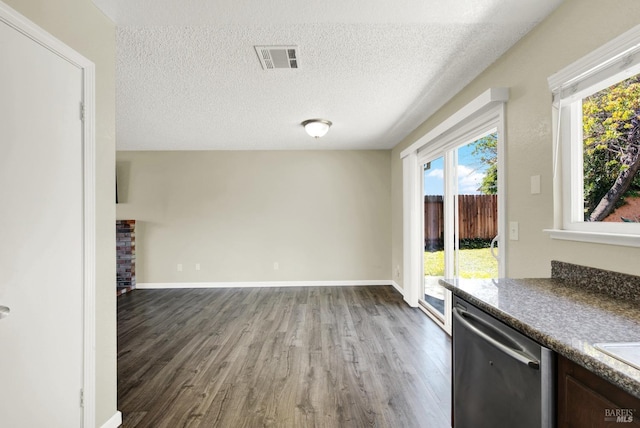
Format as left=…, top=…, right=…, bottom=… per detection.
left=2, top=0, right=118, bottom=425
left=392, top=0, right=640, bottom=288
left=117, top=151, right=392, bottom=283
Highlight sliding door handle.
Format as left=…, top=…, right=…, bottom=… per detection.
left=490, top=235, right=499, bottom=261
left=0, top=305, right=10, bottom=319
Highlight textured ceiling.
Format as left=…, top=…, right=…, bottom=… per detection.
left=92, top=0, right=564, bottom=150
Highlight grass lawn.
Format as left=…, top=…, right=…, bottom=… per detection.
left=424, top=247, right=498, bottom=278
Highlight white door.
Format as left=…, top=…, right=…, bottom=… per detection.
left=0, top=16, right=85, bottom=428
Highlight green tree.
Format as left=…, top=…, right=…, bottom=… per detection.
left=471, top=133, right=497, bottom=195
left=583, top=75, right=640, bottom=221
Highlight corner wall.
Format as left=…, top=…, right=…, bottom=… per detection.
left=2, top=0, right=118, bottom=425
left=391, top=0, right=640, bottom=289
left=117, top=150, right=392, bottom=284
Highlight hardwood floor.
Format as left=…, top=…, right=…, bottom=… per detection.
left=117, top=286, right=452, bottom=427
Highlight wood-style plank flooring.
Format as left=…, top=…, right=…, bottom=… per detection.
left=117, top=286, right=451, bottom=427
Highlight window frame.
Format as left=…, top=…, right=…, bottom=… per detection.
left=547, top=24, right=640, bottom=247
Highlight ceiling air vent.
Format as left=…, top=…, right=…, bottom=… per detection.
left=254, top=45, right=298, bottom=70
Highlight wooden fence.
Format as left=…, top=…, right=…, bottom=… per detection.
left=424, top=194, right=497, bottom=249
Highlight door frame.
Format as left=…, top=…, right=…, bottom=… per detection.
left=416, top=152, right=454, bottom=333
left=401, top=89, right=508, bottom=317
left=0, top=2, right=96, bottom=426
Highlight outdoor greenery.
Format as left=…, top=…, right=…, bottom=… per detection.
left=459, top=238, right=495, bottom=249
left=470, top=132, right=498, bottom=195
left=424, top=248, right=498, bottom=279
left=583, top=74, right=640, bottom=221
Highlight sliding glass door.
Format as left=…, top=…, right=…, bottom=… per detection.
left=422, top=155, right=447, bottom=322
left=419, top=131, right=500, bottom=333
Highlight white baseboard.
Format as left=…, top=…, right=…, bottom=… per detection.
left=390, top=280, right=404, bottom=296
left=100, top=411, right=122, bottom=428
left=136, top=280, right=396, bottom=289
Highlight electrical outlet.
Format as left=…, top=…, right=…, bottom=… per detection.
left=273, top=262, right=279, bottom=270
left=177, top=263, right=183, bottom=272
left=509, top=221, right=519, bottom=241
left=195, top=263, right=201, bottom=271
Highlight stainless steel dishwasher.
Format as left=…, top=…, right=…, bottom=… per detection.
left=452, top=295, right=555, bottom=428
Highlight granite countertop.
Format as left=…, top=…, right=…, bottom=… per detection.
left=440, top=276, right=640, bottom=399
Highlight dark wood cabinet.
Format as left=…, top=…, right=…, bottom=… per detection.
left=558, top=355, right=640, bottom=427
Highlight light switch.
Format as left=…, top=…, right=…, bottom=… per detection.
left=531, top=175, right=541, bottom=194
left=509, top=221, right=519, bottom=241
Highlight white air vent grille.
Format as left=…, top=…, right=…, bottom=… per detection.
left=254, top=45, right=298, bottom=70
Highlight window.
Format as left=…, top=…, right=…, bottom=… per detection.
left=548, top=24, right=640, bottom=246
left=582, top=75, right=640, bottom=223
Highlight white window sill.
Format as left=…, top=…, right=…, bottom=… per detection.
left=544, top=229, right=640, bottom=248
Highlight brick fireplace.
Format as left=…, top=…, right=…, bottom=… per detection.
left=116, top=220, right=136, bottom=296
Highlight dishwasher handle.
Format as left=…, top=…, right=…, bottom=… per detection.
left=453, top=307, right=540, bottom=370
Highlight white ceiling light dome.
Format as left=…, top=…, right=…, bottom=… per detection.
left=302, top=119, right=332, bottom=139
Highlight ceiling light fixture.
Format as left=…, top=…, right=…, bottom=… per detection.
left=301, top=119, right=332, bottom=139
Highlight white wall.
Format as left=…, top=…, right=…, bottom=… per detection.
left=117, top=150, right=392, bottom=284
left=2, top=0, right=117, bottom=425
left=391, top=0, right=640, bottom=289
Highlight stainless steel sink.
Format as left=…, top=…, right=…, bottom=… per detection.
left=594, top=342, right=640, bottom=371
